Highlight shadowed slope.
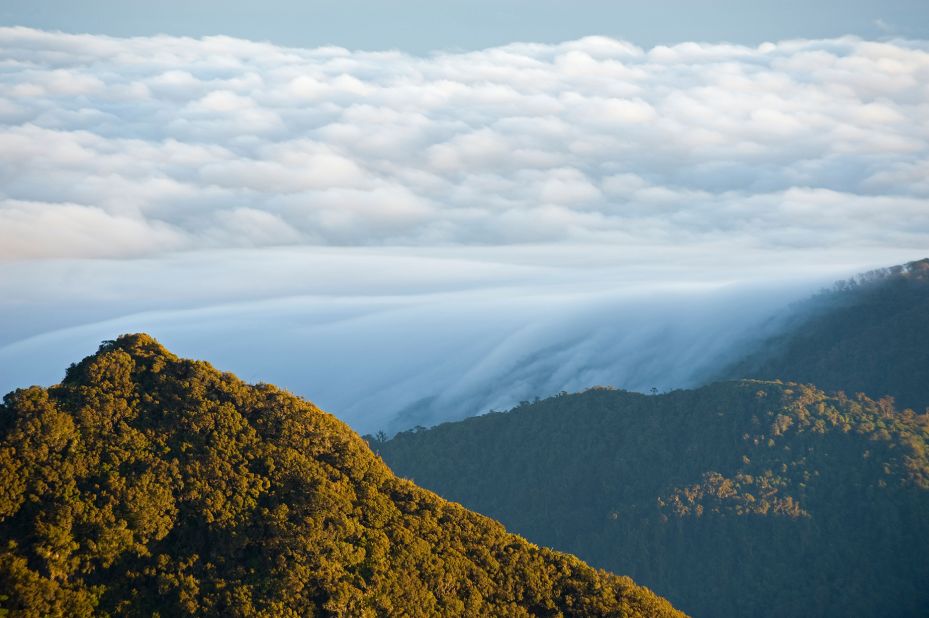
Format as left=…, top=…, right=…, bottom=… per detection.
left=723, top=258, right=929, bottom=412
left=377, top=382, right=929, bottom=617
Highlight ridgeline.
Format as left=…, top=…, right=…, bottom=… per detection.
left=723, top=257, right=929, bottom=412
left=0, top=335, right=682, bottom=618
left=377, top=381, right=929, bottom=617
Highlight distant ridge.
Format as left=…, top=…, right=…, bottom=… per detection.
left=0, top=334, right=683, bottom=617
left=723, top=257, right=929, bottom=411
left=377, top=380, right=929, bottom=617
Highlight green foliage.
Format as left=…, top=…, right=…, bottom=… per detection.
left=724, top=257, right=929, bottom=412
left=379, top=381, right=929, bottom=617
left=0, top=334, right=683, bottom=618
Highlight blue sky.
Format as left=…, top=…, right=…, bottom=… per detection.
left=2, top=0, right=927, bottom=52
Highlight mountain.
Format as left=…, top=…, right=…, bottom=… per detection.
left=722, top=258, right=929, bottom=412
left=376, top=381, right=929, bottom=617
left=0, top=334, right=683, bottom=617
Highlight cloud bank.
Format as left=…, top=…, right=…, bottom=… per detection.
left=1, top=29, right=927, bottom=431
left=0, top=247, right=830, bottom=433
left=0, top=245, right=908, bottom=433
left=1, top=28, right=928, bottom=258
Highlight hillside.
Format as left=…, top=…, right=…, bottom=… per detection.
left=376, top=382, right=929, bottom=617
left=0, top=334, right=683, bottom=618
left=723, top=258, right=929, bottom=412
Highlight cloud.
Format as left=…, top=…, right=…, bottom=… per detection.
left=0, top=28, right=926, bottom=258
left=0, top=247, right=833, bottom=433
left=875, top=19, right=895, bottom=34
left=1, top=28, right=927, bottom=432
left=0, top=199, right=185, bottom=259
left=0, top=243, right=922, bottom=434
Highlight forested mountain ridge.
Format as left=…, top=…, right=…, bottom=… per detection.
left=0, top=334, right=684, bottom=617
left=722, top=257, right=929, bottom=411
left=376, top=381, right=929, bottom=617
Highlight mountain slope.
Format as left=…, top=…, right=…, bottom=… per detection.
left=376, top=382, right=929, bottom=617
left=723, top=258, right=929, bottom=412
left=0, top=334, right=683, bottom=618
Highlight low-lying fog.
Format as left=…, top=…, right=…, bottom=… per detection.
left=1, top=246, right=915, bottom=434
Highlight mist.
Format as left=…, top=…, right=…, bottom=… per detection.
left=2, top=246, right=914, bottom=434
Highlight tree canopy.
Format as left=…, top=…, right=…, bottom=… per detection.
left=378, top=381, right=929, bottom=617
left=0, top=334, right=683, bottom=618
left=723, top=257, right=929, bottom=412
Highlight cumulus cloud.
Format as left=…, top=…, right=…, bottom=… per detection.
left=0, top=28, right=927, bottom=257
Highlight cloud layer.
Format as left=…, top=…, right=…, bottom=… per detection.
left=0, top=244, right=914, bottom=433
left=1, top=29, right=927, bottom=432
left=1, top=28, right=928, bottom=258
left=0, top=248, right=827, bottom=433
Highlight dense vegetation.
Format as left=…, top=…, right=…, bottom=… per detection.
left=723, top=257, right=929, bottom=412
left=376, top=381, right=929, bottom=617
left=0, top=334, right=683, bottom=617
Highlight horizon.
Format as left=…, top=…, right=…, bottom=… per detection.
left=3, top=0, right=928, bottom=53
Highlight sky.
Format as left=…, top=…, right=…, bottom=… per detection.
left=2, top=0, right=928, bottom=53
left=1, top=6, right=927, bottom=432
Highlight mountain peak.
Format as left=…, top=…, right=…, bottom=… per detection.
left=102, top=332, right=174, bottom=357
left=59, top=333, right=186, bottom=403
left=0, top=338, right=683, bottom=617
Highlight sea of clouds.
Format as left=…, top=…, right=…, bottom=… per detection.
left=1, top=29, right=927, bottom=431
left=2, top=29, right=928, bottom=256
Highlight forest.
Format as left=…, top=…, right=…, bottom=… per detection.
left=2, top=260, right=928, bottom=617
left=377, top=381, right=929, bottom=617
left=722, top=258, right=929, bottom=411
left=0, top=335, right=683, bottom=617
left=374, top=259, right=929, bottom=616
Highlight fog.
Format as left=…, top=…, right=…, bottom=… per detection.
left=2, top=246, right=917, bottom=434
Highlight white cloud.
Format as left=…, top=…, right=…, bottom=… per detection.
left=1, top=28, right=928, bottom=432
left=0, top=28, right=925, bottom=259
left=0, top=199, right=185, bottom=259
